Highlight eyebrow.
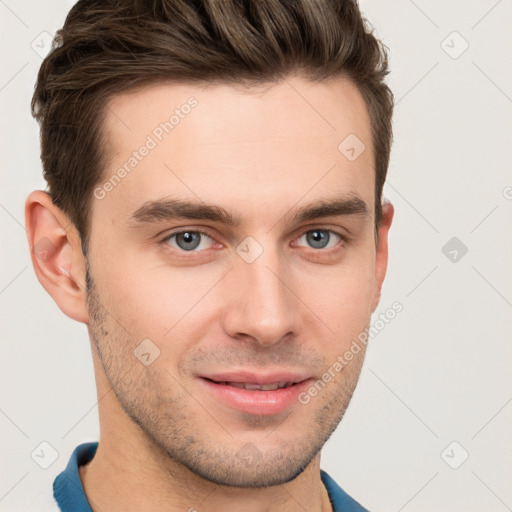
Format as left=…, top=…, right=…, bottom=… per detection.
left=129, top=195, right=370, bottom=227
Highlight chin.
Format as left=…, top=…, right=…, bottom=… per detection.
left=166, top=442, right=319, bottom=489
left=190, top=460, right=311, bottom=489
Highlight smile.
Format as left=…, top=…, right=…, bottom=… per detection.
left=198, top=372, right=312, bottom=415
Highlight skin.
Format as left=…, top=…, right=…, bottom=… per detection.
left=26, top=75, right=393, bottom=512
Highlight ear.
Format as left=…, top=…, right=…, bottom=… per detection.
left=25, top=191, right=89, bottom=323
left=371, top=200, right=394, bottom=312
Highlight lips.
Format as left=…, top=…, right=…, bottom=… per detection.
left=198, top=372, right=312, bottom=415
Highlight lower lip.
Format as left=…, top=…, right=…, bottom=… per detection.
left=198, top=378, right=312, bottom=415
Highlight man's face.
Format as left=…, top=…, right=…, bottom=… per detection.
left=86, top=76, right=388, bottom=487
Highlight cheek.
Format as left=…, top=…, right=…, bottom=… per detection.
left=298, top=257, right=376, bottom=342
left=92, top=234, right=377, bottom=353
left=97, top=261, right=224, bottom=343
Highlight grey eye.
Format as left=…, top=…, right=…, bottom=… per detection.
left=176, top=232, right=201, bottom=250
left=167, top=231, right=212, bottom=252
left=296, top=229, right=341, bottom=250
left=306, top=230, right=331, bottom=249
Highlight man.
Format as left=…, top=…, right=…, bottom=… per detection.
left=26, top=0, right=394, bottom=510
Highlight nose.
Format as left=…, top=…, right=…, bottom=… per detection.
left=221, top=245, right=298, bottom=347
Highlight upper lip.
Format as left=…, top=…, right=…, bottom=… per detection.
left=200, top=371, right=311, bottom=385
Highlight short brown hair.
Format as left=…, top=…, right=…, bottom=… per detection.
left=32, top=0, right=393, bottom=246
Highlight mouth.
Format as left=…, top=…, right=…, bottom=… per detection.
left=205, top=380, right=296, bottom=391
left=198, top=372, right=312, bottom=415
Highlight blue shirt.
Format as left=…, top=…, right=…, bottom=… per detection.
left=53, top=442, right=369, bottom=511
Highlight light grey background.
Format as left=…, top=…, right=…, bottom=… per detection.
left=1, top=1, right=511, bottom=511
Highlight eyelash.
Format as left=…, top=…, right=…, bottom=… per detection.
left=160, top=228, right=348, bottom=258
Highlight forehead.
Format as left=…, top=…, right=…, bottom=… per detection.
left=96, top=76, right=374, bottom=226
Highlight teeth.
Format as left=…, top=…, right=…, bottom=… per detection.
left=226, top=382, right=245, bottom=389
left=249, top=383, right=279, bottom=390
left=223, top=381, right=293, bottom=390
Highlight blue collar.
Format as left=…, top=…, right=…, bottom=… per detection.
left=54, top=442, right=368, bottom=511
left=53, top=442, right=97, bottom=512
left=320, top=469, right=370, bottom=512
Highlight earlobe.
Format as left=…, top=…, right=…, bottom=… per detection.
left=372, top=200, right=394, bottom=312
left=25, top=191, right=89, bottom=324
